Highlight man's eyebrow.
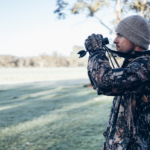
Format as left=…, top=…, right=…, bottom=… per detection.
left=116, top=33, right=123, bottom=36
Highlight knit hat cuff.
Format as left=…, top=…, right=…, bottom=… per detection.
left=115, top=21, right=150, bottom=49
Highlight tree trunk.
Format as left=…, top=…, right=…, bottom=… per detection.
left=116, top=0, right=121, bottom=26
left=140, top=0, right=147, bottom=17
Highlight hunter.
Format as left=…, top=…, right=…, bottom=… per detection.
left=85, top=15, right=150, bottom=149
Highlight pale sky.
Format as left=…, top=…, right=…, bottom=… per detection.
left=0, top=0, right=116, bottom=57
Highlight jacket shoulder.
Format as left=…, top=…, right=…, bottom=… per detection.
left=128, top=56, right=150, bottom=65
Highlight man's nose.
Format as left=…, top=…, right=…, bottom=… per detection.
left=113, top=37, right=118, bottom=44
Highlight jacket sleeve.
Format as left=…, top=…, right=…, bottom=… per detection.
left=88, top=51, right=150, bottom=96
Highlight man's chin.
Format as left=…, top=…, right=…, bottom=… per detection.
left=117, top=48, right=122, bottom=52
left=116, top=47, right=126, bottom=53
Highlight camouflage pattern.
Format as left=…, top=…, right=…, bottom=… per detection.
left=85, top=34, right=103, bottom=55
left=88, top=50, right=150, bottom=150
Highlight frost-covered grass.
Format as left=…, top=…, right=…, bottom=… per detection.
left=0, top=68, right=113, bottom=150
left=0, top=67, right=88, bottom=84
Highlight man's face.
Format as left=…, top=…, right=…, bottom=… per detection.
left=113, top=33, right=135, bottom=53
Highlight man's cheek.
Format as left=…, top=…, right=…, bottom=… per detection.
left=119, top=37, right=124, bottom=42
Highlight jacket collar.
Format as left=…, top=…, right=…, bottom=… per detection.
left=121, top=50, right=150, bottom=68
left=110, top=49, right=150, bottom=59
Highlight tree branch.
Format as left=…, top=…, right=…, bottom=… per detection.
left=94, top=15, right=114, bottom=33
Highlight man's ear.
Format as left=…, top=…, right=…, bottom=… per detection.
left=134, top=45, right=146, bottom=51
left=134, top=44, right=136, bottom=47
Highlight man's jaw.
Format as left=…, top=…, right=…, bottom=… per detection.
left=116, top=45, right=121, bottom=51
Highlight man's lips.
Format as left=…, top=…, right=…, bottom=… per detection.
left=116, top=45, right=120, bottom=48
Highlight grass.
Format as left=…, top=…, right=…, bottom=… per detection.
left=0, top=68, right=113, bottom=150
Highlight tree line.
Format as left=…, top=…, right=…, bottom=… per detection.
left=0, top=46, right=88, bottom=67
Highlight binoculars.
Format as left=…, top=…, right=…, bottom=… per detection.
left=78, top=37, right=109, bottom=58
left=77, top=37, right=120, bottom=68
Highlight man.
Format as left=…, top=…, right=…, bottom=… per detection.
left=85, top=15, right=150, bottom=149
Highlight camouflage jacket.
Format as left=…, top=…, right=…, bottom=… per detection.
left=88, top=50, right=150, bottom=150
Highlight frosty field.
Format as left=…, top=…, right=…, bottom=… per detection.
left=0, top=68, right=113, bottom=150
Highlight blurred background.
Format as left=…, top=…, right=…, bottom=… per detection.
left=0, top=0, right=149, bottom=150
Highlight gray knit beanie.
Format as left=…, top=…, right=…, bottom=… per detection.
left=115, top=15, right=150, bottom=50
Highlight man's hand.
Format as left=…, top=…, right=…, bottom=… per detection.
left=85, top=34, right=103, bottom=55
